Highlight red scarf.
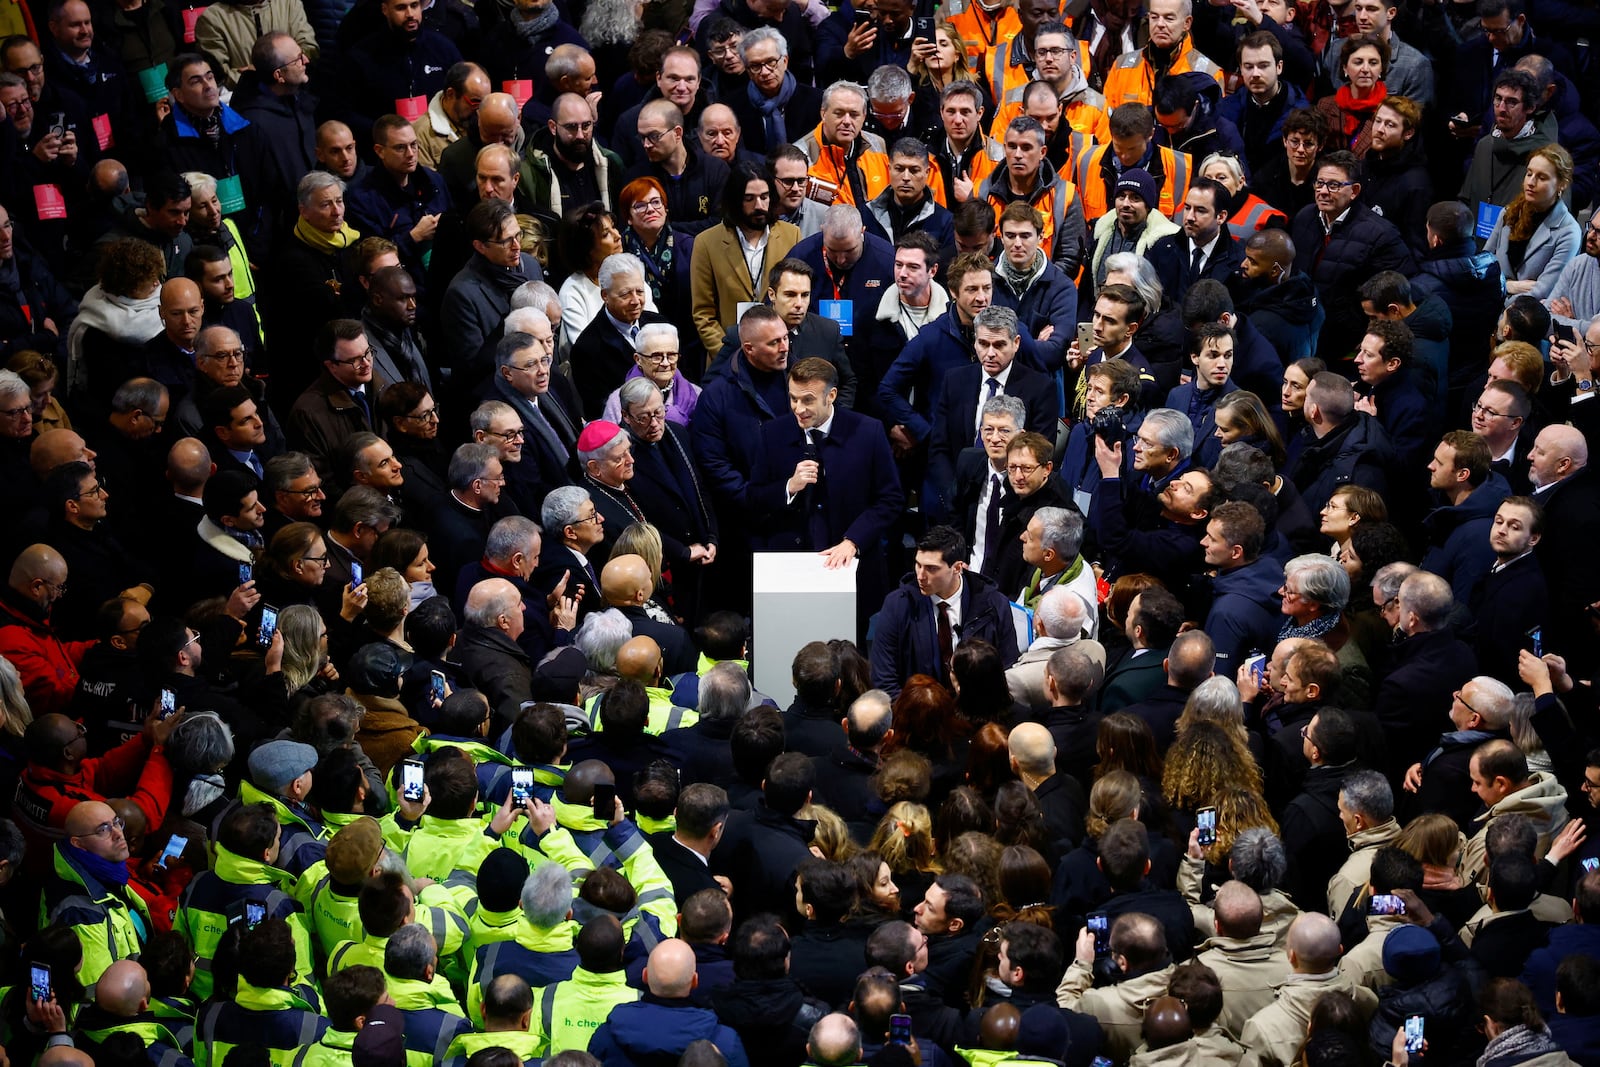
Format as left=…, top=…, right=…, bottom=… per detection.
left=1333, top=82, right=1387, bottom=138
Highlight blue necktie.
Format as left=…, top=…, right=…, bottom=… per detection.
left=975, top=376, right=1001, bottom=446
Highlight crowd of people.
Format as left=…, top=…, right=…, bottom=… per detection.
left=2, top=0, right=1600, bottom=1061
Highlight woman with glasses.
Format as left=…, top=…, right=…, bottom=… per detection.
left=617, top=176, right=703, bottom=356
left=379, top=381, right=448, bottom=511
left=1319, top=484, right=1386, bottom=564
left=259, top=522, right=367, bottom=625
left=1316, top=33, right=1388, bottom=157
left=1487, top=144, right=1582, bottom=305
left=600, top=323, right=701, bottom=427
left=6, top=350, right=69, bottom=432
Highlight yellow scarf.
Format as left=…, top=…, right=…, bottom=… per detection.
left=294, top=216, right=361, bottom=253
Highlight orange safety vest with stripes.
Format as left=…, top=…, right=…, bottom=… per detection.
left=982, top=167, right=1079, bottom=262
left=1075, top=143, right=1191, bottom=221
left=797, top=123, right=892, bottom=208
left=949, top=1, right=1022, bottom=67
left=1225, top=193, right=1288, bottom=239
left=1101, top=43, right=1225, bottom=108
left=988, top=86, right=1110, bottom=146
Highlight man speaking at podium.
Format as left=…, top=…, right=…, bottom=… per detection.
left=749, top=356, right=904, bottom=640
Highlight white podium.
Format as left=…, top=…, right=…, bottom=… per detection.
left=752, top=552, right=858, bottom=708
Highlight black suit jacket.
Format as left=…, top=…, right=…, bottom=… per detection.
left=986, top=479, right=1073, bottom=599
left=1147, top=230, right=1246, bottom=308
left=615, top=604, right=697, bottom=676
left=950, top=448, right=1001, bottom=551
left=481, top=371, right=582, bottom=497
left=627, top=423, right=719, bottom=566
left=647, top=831, right=723, bottom=903
left=927, top=361, right=1057, bottom=502
left=1533, top=468, right=1600, bottom=660
left=530, top=546, right=606, bottom=620
left=749, top=408, right=904, bottom=554
left=569, top=309, right=670, bottom=418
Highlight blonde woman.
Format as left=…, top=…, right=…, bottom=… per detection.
left=800, top=802, right=857, bottom=862
left=868, top=801, right=942, bottom=915
left=1488, top=144, right=1581, bottom=303
left=0, top=655, right=32, bottom=739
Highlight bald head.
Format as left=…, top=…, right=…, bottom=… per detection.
left=65, top=799, right=117, bottom=837
left=1536, top=424, right=1588, bottom=474
left=167, top=436, right=214, bottom=494
left=644, top=938, right=698, bottom=997
left=563, top=758, right=615, bottom=804
left=552, top=92, right=590, bottom=126
left=1212, top=880, right=1263, bottom=940
left=978, top=1003, right=1022, bottom=1050
left=465, top=578, right=521, bottom=624
left=92, top=159, right=128, bottom=195
left=615, top=635, right=663, bottom=684
left=31, top=428, right=95, bottom=478
left=1286, top=912, right=1342, bottom=973
left=601, top=555, right=652, bottom=606
left=1167, top=630, right=1216, bottom=689
left=1244, top=227, right=1295, bottom=270
left=808, top=1013, right=864, bottom=1067
left=96, top=960, right=152, bottom=1017
left=1142, top=996, right=1192, bottom=1050
left=38, top=1049, right=95, bottom=1067
left=476, top=93, right=520, bottom=145
left=160, top=277, right=201, bottom=310
left=1008, top=722, right=1057, bottom=777
left=641, top=98, right=682, bottom=130
left=844, top=689, right=893, bottom=751
left=9, top=543, right=66, bottom=598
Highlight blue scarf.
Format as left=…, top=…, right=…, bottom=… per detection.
left=748, top=73, right=797, bottom=147
left=64, top=842, right=132, bottom=888
left=1278, top=611, right=1339, bottom=642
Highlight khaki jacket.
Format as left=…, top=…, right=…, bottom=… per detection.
left=1335, top=913, right=1406, bottom=990
left=1326, top=819, right=1401, bottom=918
left=1238, top=970, right=1378, bottom=1067
left=1128, top=1027, right=1246, bottom=1067
left=413, top=92, right=463, bottom=170
left=1461, top=772, right=1570, bottom=883
left=194, top=0, right=318, bottom=87
left=1178, top=855, right=1299, bottom=947
left=688, top=221, right=802, bottom=354
left=1195, top=931, right=1292, bottom=1038
left=1056, top=959, right=1175, bottom=1065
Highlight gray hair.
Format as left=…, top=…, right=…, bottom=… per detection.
left=867, top=65, right=912, bottom=102
left=110, top=377, right=168, bottom=416
left=739, top=25, right=787, bottom=61
left=1284, top=554, right=1349, bottom=612
left=699, top=662, right=752, bottom=722
left=1102, top=252, right=1164, bottom=317
left=541, top=486, right=592, bottom=533
left=981, top=394, right=1026, bottom=428
left=332, top=483, right=401, bottom=532
left=181, top=171, right=218, bottom=199
left=1035, top=587, right=1090, bottom=640
left=1199, top=152, right=1246, bottom=186
left=464, top=579, right=522, bottom=628
left=447, top=442, right=500, bottom=492
left=0, top=656, right=29, bottom=737
left=574, top=608, right=633, bottom=673
left=973, top=305, right=1019, bottom=340
left=1469, top=676, right=1516, bottom=731
left=1032, top=506, right=1083, bottom=560
left=164, top=709, right=235, bottom=776
left=820, top=80, right=868, bottom=113
left=503, top=308, right=549, bottom=338
left=634, top=322, right=678, bottom=354
left=820, top=203, right=864, bottom=237
left=296, top=170, right=344, bottom=207
left=195, top=326, right=242, bottom=358
left=485, top=515, right=540, bottom=564
left=264, top=452, right=316, bottom=493
left=1045, top=647, right=1101, bottom=703
left=495, top=331, right=539, bottom=370
left=1228, top=828, right=1288, bottom=894
left=1169, top=631, right=1218, bottom=691
left=1339, top=769, right=1394, bottom=824
left=384, top=922, right=437, bottom=980
left=1184, top=675, right=1241, bottom=723
left=598, top=252, right=647, bottom=294
left=578, top=427, right=628, bottom=469
left=1213, top=442, right=1275, bottom=489
left=510, top=279, right=560, bottom=315
left=1371, top=562, right=1419, bottom=607
left=1141, top=408, right=1195, bottom=459
left=1398, top=571, right=1454, bottom=631
left=470, top=400, right=519, bottom=435
left=618, top=377, right=662, bottom=413
left=0, top=371, right=26, bottom=406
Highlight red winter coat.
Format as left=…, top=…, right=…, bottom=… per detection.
left=0, top=590, right=94, bottom=715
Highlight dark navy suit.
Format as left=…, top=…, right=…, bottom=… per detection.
left=927, top=361, right=1058, bottom=513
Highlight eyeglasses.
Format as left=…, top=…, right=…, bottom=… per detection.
left=1472, top=402, right=1513, bottom=420
left=638, top=128, right=671, bottom=146
left=626, top=409, right=666, bottom=424
left=510, top=357, right=553, bottom=371
left=0, top=404, right=31, bottom=418
left=73, top=482, right=107, bottom=500
left=487, top=232, right=522, bottom=248
left=180, top=631, right=198, bottom=652
left=382, top=140, right=420, bottom=154
left=630, top=197, right=665, bottom=212
left=774, top=174, right=807, bottom=188
left=2, top=98, right=29, bottom=116
left=486, top=428, right=525, bottom=442
left=1312, top=178, right=1355, bottom=190
left=571, top=513, right=603, bottom=526
left=1285, top=137, right=1318, bottom=150
left=1453, top=689, right=1480, bottom=716
left=1006, top=462, right=1043, bottom=476
left=281, top=482, right=325, bottom=498
left=300, top=554, right=329, bottom=565
left=1300, top=724, right=1315, bottom=744
left=979, top=426, right=1016, bottom=438
left=397, top=406, right=440, bottom=423
left=329, top=348, right=375, bottom=366
left=557, top=120, right=596, bottom=134
left=201, top=349, right=246, bottom=364
left=136, top=409, right=166, bottom=428
left=746, top=57, right=784, bottom=74
left=77, top=817, right=125, bottom=838
left=1034, top=46, right=1070, bottom=57
left=639, top=350, right=679, bottom=363
left=272, top=52, right=309, bottom=71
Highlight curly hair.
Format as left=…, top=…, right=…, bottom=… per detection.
left=868, top=801, right=942, bottom=878
left=1162, top=718, right=1263, bottom=811
left=1204, top=787, right=1280, bottom=867
left=98, top=237, right=167, bottom=297
left=1085, top=770, right=1141, bottom=840
left=799, top=802, right=857, bottom=862
left=941, top=831, right=1001, bottom=912
left=872, top=749, right=933, bottom=805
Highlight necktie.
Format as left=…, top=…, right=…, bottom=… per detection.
left=629, top=323, right=640, bottom=343
left=983, top=474, right=1003, bottom=568
left=247, top=452, right=264, bottom=479
left=540, top=393, right=577, bottom=448
left=524, top=398, right=565, bottom=459
left=937, top=601, right=954, bottom=676
left=351, top=388, right=370, bottom=426
left=976, top=377, right=1002, bottom=446
left=1189, top=243, right=1205, bottom=282
left=804, top=429, right=829, bottom=548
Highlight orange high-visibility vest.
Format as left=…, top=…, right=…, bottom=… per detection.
left=1225, top=193, right=1288, bottom=239
left=1101, top=43, right=1224, bottom=108
left=1075, top=142, right=1191, bottom=221
left=796, top=123, right=892, bottom=208
left=949, top=1, right=1022, bottom=66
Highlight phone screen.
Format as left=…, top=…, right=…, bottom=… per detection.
left=1555, top=322, right=1578, bottom=346
left=30, top=964, right=50, bottom=1002
left=160, top=688, right=177, bottom=716
left=511, top=768, right=534, bottom=804
left=245, top=901, right=267, bottom=927
left=1528, top=627, right=1543, bottom=657
left=401, top=760, right=425, bottom=802
left=430, top=670, right=447, bottom=702
left=258, top=605, right=279, bottom=648
left=1196, top=807, right=1218, bottom=847
left=1244, top=652, right=1266, bottom=687
left=889, top=1014, right=913, bottom=1046
left=239, top=562, right=253, bottom=584
left=349, top=560, right=363, bottom=590
left=1583, top=857, right=1599, bottom=873
left=1404, top=1016, right=1425, bottom=1055
left=1369, top=894, right=1406, bottom=916
left=592, top=783, right=617, bottom=821
left=157, top=834, right=187, bottom=869
left=1088, top=913, right=1109, bottom=956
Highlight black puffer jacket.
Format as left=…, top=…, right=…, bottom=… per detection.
left=1368, top=964, right=1481, bottom=1065
left=1289, top=201, right=1416, bottom=360
left=1361, top=136, right=1432, bottom=258
left=711, top=979, right=828, bottom=1067
left=1286, top=412, right=1396, bottom=518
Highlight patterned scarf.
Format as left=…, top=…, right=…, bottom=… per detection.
left=1279, top=610, right=1338, bottom=641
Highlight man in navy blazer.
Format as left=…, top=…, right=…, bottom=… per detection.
left=927, top=305, right=1058, bottom=517
left=792, top=211, right=897, bottom=410
left=868, top=525, right=1021, bottom=697
left=569, top=253, right=671, bottom=417
left=749, top=356, right=904, bottom=639
left=1145, top=178, right=1246, bottom=310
